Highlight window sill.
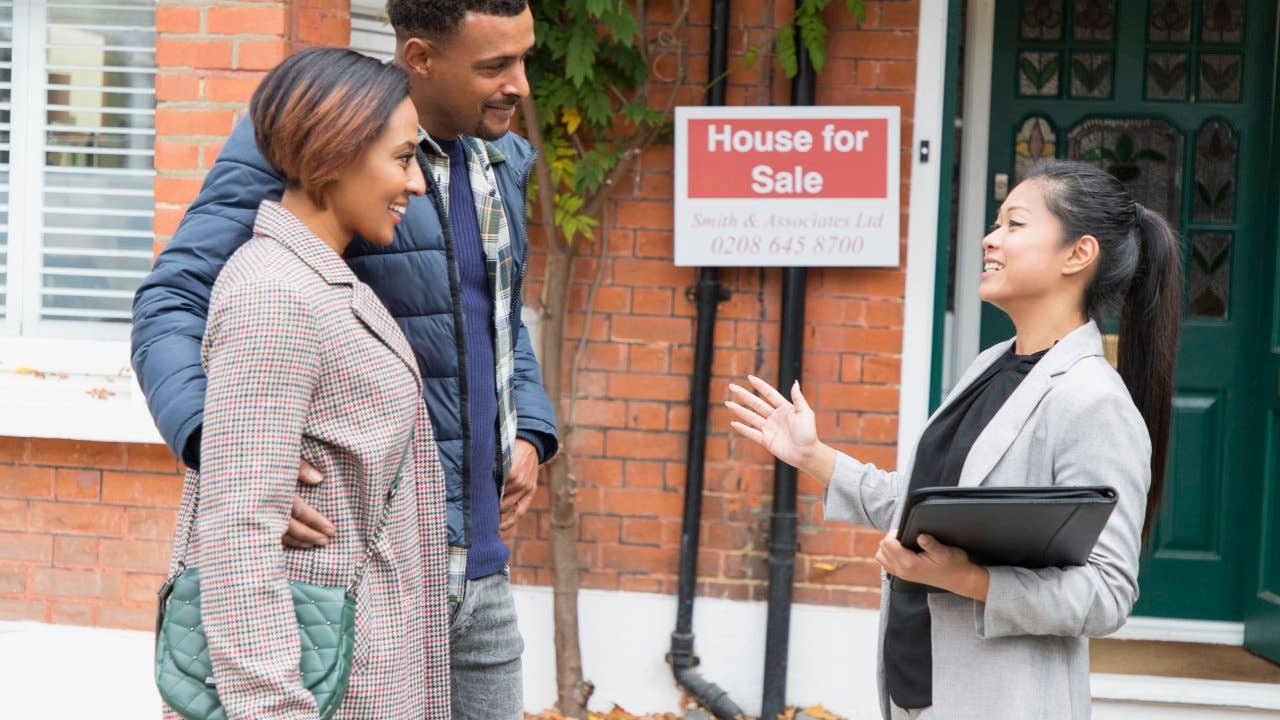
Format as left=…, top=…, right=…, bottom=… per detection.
left=0, top=337, right=163, bottom=445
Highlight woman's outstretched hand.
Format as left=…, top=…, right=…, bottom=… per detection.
left=726, top=375, right=837, bottom=485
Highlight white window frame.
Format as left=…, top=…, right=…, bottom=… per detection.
left=4, top=0, right=156, bottom=342
left=0, top=0, right=160, bottom=446
left=350, top=0, right=396, bottom=61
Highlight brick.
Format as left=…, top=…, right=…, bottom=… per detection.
left=0, top=597, right=46, bottom=621
left=204, top=73, right=265, bottom=103
left=155, top=72, right=201, bottom=102
left=600, top=543, right=677, bottom=574
left=125, top=445, right=179, bottom=473
left=49, top=601, right=97, bottom=626
left=28, top=439, right=128, bottom=470
left=632, top=288, right=673, bottom=315
left=611, top=316, right=692, bottom=344
left=614, top=201, right=673, bottom=230
left=629, top=345, right=668, bottom=373
left=0, top=466, right=53, bottom=499
left=153, top=139, right=200, bottom=170
left=156, top=108, right=236, bottom=137
left=154, top=207, right=186, bottom=238
left=0, top=532, right=52, bottom=563
left=99, top=604, right=154, bottom=631
left=622, top=460, right=664, bottom=489
left=236, top=40, right=289, bottom=71
left=579, top=515, right=620, bottom=543
left=607, top=373, right=689, bottom=402
left=102, top=539, right=170, bottom=571
left=0, top=564, right=26, bottom=593
left=31, top=567, right=122, bottom=599
left=620, top=517, right=662, bottom=546
left=208, top=5, right=288, bottom=35
left=604, top=430, right=684, bottom=461
left=863, top=355, right=901, bottom=383
left=156, top=39, right=233, bottom=70
left=155, top=175, right=206, bottom=205
left=54, top=536, right=100, bottom=567
left=581, top=343, right=629, bottom=372
left=626, top=402, right=667, bottom=431
left=0, top=499, right=23, bottom=530
left=28, top=503, right=124, bottom=536
left=124, top=573, right=168, bottom=603
left=156, top=5, right=200, bottom=34
left=102, top=472, right=183, bottom=507
left=126, top=507, right=177, bottom=540
left=54, top=469, right=100, bottom=501
left=572, top=399, right=627, bottom=428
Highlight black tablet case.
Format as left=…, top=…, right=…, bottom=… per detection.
left=889, top=485, right=1118, bottom=594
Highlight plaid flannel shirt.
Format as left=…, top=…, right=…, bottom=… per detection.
left=419, top=130, right=518, bottom=603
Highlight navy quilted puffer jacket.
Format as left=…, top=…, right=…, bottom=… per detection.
left=131, top=116, right=558, bottom=547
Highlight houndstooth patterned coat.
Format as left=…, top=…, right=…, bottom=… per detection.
left=162, top=200, right=450, bottom=719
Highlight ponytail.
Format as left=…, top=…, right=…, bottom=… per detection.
left=1025, top=161, right=1184, bottom=544
left=1117, top=205, right=1183, bottom=542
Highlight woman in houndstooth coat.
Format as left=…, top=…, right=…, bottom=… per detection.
left=161, top=49, right=448, bottom=719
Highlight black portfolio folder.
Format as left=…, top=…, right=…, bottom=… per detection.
left=889, top=485, right=1118, bottom=594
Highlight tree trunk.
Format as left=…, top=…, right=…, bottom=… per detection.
left=539, top=247, right=591, bottom=717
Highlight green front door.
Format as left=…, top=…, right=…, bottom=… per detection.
left=983, top=0, right=1277, bottom=621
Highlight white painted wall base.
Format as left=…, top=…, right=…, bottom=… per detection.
left=2, top=588, right=1276, bottom=719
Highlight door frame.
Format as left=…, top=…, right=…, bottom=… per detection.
left=1242, top=14, right=1280, bottom=662
left=934, top=0, right=1280, bottom=645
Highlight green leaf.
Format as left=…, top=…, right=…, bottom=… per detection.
left=843, top=0, right=868, bottom=21
left=776, top=22, right=798, bottom=78
left=564, top=23, right=597, bottom=87
left=600, top=6, right=638, bottom=44
left=797, top=8, right=829, bottom=73
left=584, top=0, right=611, bottom=16
left=744, top=42, right=760, bottom=69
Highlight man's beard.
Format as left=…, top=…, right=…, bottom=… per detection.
left=472, top=121, right=509, bottom=142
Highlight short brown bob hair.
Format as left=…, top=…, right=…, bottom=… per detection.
left=250, top=48, right=411, bottom=208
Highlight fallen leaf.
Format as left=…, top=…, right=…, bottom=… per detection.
left=86, top=387, right=117, bottom=400
left=14, top=366, right=46, bottom=379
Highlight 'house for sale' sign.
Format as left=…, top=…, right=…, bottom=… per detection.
left=674, top=106, right=900, bottom=267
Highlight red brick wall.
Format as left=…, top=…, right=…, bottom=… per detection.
left=510, top=0, right=918, bottom=609
left=0, top=0, right=918, bottom=631
left=0, top=438, right=182, bottom=628
left=153, top=0, right=351, bottom=252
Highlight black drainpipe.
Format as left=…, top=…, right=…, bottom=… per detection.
left=666, top=1, right=743, bottom=718
left=760, top=10, right=816, bottom=718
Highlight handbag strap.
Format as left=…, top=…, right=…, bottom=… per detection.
left=173, top=427, right=417, bottom=599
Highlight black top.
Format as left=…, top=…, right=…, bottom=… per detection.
left=884, top=345, right=1048, bottom=710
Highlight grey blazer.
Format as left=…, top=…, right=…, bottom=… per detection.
left=825, top=321, right=1150, bottom=720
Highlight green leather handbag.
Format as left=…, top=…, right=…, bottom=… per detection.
left=155, top=436, right=411, bottom=720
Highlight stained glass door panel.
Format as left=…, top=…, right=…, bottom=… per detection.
left=983, top=0, right=1277, bottom=621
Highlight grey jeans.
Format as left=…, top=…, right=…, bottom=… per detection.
left=449, top=568, right=524, bottom=719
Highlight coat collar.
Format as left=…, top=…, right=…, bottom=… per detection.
left=953, top=320, right=1106, bottom=487
left=252, top=200, right=421, bottom=388
left=253, top=200, right=356, bottom=287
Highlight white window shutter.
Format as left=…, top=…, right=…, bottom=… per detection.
left=350, top=1, right=396, bottom=62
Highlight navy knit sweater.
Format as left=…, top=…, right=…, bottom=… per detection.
left=438, top=137, right=508, bottom=580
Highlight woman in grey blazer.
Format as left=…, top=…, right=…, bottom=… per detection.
left=727, top=161, right=1183, bottom=720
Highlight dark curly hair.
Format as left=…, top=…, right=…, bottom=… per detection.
left=386, top=0, right=528, bottom=40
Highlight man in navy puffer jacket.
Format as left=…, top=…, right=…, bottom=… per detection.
left=130, top=2, right=556, bottom=716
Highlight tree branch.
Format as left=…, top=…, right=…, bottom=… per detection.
left=520, top=95, right=566, bottom=268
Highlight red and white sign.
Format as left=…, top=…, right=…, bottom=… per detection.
left=674, top=106, right=900, bottom=267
